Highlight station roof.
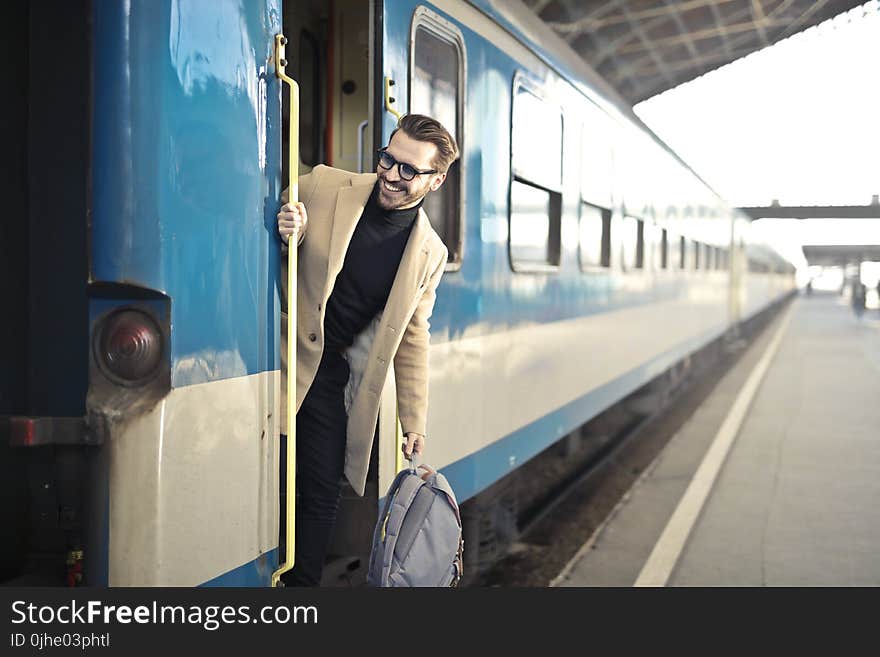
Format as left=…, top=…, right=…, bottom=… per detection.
left=523, top=0, right=867, bottom=105
left=802, top=244, right=880, bottom=265
left=739, top=200, right=880, bottom=220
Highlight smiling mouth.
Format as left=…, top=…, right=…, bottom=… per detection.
left=382, top=180, right=403, bottom=193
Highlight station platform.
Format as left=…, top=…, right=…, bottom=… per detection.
left=553, top=293, right=880, bottom=587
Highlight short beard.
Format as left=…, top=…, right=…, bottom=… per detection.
left=376, top=177, right=427, bottom=211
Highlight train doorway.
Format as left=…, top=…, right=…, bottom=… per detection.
left=282, top=0, right=373, bottom=180
left=279, top=0, right=378, bottom=583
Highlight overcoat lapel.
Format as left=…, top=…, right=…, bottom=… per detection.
left=325, top=179, right=374, bottom=297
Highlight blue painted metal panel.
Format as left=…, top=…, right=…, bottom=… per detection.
left=91, top=0, right=282, bottom=387
left=200, top=549, right=278, bottom=587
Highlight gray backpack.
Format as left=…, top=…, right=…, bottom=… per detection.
left=367, top=459, right=464, bottom=587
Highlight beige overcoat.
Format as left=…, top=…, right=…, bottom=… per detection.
left=280, top=165, right=448, bottom=496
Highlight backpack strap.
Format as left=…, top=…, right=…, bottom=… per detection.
left=368, top=469, right=427, bottom=586
left=377, top=473, right=426, bottom=586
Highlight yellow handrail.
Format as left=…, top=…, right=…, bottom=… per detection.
left=384, top=77, right=403, bottom=122
left=272, top=33, right=300, bottom=588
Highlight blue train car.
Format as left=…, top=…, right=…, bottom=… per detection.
left=1, top=0, right=793, bottom=586
left=3, top=0, right=284, bottom=586
left=377, top=0, right=793, bottom=515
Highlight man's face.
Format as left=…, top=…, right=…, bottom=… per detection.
left=375, top=131, right=447, bottom=211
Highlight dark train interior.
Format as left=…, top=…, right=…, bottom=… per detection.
left=1, top=0, right=92, bottom=585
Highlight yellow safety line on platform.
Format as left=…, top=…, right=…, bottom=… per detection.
left=634, top=301, right=796, bottom=587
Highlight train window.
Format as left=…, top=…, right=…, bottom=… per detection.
left=667, top=231, right=679, bottom=270
left=645, top=219, right=663, bottom=271
left=510, top=78, right=562, bottom=272
left=512, top=85, right=563, bottom=190
left=693, top=241, right=701, bottom=269
left=581, top=115, right=613, bottom=208
left=679, top=236, right=687, bottom=269
left=510, top=180, right=561, bottom=270
left=410, top=12, right=465, bottom=269
left=705, top=244, right=714, bottom=270
left=621, top=215, right=641, bottom=271
left=578, top=202, right=611, bottom=270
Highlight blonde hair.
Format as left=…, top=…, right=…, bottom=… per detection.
left=390, top=114, right=460, bottom=173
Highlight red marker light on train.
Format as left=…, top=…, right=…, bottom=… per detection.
left=98, top=310, right=163, bottom=384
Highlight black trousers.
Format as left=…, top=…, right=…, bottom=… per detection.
left=280, top=350, right=350, bottom=587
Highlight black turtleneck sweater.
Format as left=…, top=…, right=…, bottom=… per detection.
left=323, top=184, right=422, bottom=351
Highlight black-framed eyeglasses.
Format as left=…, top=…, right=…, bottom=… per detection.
left=376, top=147, right=437, bottom=181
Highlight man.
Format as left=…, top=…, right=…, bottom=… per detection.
left=277, top=114, right=457, bottom=586
left=852, top=279, right=866, bottom=318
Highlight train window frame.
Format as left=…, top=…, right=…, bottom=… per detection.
left=408, top=7, right=467, bottom=272
left=636, top=217, right=645, bottom=269
left=664, top=208, right=679, bottom=271
left=643, top=210, right=660, bottom=272
left=509, top=74, right=563, bottom=274
left=621, top=214, right=643, bottom=271
left=660, top=227, right=668, bottom=269
left=666, top=229, right=679, bottom=272
left=511, top=77, right=563, bottom=192
left=643, top=206, right=657, bottom=271
left=578, top=201, right=612, bottom=271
